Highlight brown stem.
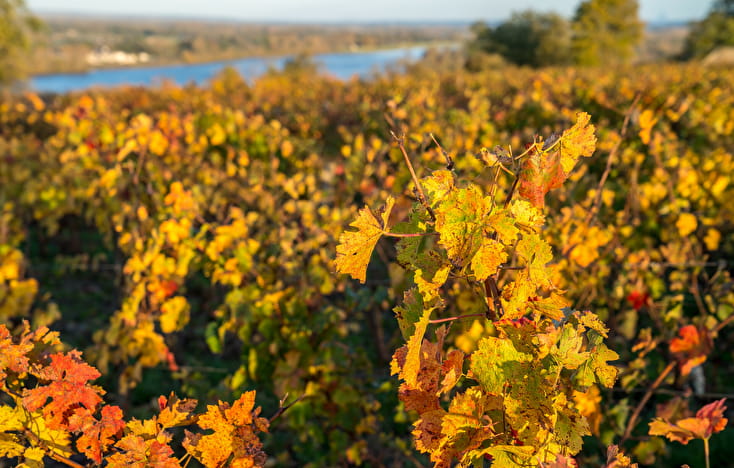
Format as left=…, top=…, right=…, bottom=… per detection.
left=382, top=231, right=437, bottom=238
left=429, top=313, right=486, bottom=324
left=483, top=276, right=504, bottom=320
left=621, top=361, right=676, bottom=444
left=713, top=313, right=734, bottom=335
left=269, top=395, right=305, bottom=424
left=390, top=131, right=435, bottom=222
left=502, top=174, right=520, bottom=209
left=429, top=133, right=454, bottom=170
left=690, top=272, right=709, bottom=318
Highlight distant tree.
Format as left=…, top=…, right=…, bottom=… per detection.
left=467, top=11, right=573, bottom=68
left=682, top=0, right=734, bottom=59
left=0, top=0, right=42, bottom=85
left=571, top=0, right=643, bottom=66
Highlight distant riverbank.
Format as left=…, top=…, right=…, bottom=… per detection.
left=29, top=45, right=442, bottom=94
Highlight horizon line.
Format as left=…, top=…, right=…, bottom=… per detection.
left=33, top=9, right=698, bottom=26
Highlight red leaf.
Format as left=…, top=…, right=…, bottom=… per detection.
left=694, top=398, right=728, bottom=438
left=626, top=291, right=649, bottom=311
left=23, top=351, right=104, bottom=429
left=518, top=145, right=565, bottom=208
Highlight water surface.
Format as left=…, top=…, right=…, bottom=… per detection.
left=30, top=46, right=428, bottom=93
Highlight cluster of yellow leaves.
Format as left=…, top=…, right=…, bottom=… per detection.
left=337, top=116, right=626, bottom=467
left=0, top=247, right=39, bottom=322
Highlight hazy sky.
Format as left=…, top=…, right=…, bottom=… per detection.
left=27, top=0, right=710, bottom=23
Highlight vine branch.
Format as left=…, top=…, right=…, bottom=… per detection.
left=390, top=131, right=436, bottom=222
left=620, top=361, right=676, bottom=444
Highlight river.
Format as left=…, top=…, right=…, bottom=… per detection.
left=29, top=45, right=430, bottom=94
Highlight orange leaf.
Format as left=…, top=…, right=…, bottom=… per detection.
left=107, top=435, right=179, bottom=468
left=183, top=391, right=269, bottom=468
left=649, top=399, right=728, bottom=444
left=669, top=325, right=712, bottom=376
left=68, top=405, right=125, bottom=464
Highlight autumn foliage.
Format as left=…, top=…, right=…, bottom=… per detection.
left=1, top=61, right=733, bottom=466
left=0, top=322, right=268, bottom=467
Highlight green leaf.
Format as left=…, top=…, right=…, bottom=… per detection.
left=394, top=288, right=424, bottom=340
left=576, top=343, right=619, bottom=388
left=553, top=323, right=590, bottom=370
left=470, top=337, right=532, bottom=395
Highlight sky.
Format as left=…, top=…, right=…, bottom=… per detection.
left=27, top=0, right=710, bottom=23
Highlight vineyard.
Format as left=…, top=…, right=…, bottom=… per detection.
left=0, top=62, right=733, bottom=467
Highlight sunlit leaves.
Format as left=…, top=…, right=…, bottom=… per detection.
left=0, top=323, right=268, bottom=467
left=471, top=238, right=506, bottom=282
left=335, top=196, right=395, bottom=283
left=183, top=391, right=269, bottom=468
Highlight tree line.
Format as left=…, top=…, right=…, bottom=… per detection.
left=467, top=0, right=734, bottom=68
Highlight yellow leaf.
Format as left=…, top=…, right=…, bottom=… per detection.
left=0, top=405, right=25, bottom=458
left=638, top=109, right=658, bottom=145
left=676, top=213, right=697, bottom=237
left=559, top=112, right=597, bottom=174
left=704, top=228, right=721, bottom=251
left=335, top=197, right=395, bottom=283
left=402, top=305, right=433, bottom=388
left=471, top=238, right=507, bottom=282
left=280, top=140, right=294, bottom=157
left=159, top=296, right=190, bottom=334
left=137, top=206, right=149, bottom=222
left=21, top=447, right=46, bottom=468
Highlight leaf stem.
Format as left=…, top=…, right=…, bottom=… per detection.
left=390, top=131, right=435, bottom=222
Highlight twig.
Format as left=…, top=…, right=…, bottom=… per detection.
left=713, top=314, right=734, bottom=335
left=429, top=313, right=486, bottom=324
left=429, top=133, right=453, bottom=170
left=584, top=93, right=641, bottom=226
left=390, top=131, right=435, bottom=221
left=621, top=361, right=676, bottom=444
left=269, top=394, right=305, bottom=424
left=383, top=231, right=437, bottom=238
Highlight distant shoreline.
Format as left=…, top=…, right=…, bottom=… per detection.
left=30, top=40, right=459, bottom=78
